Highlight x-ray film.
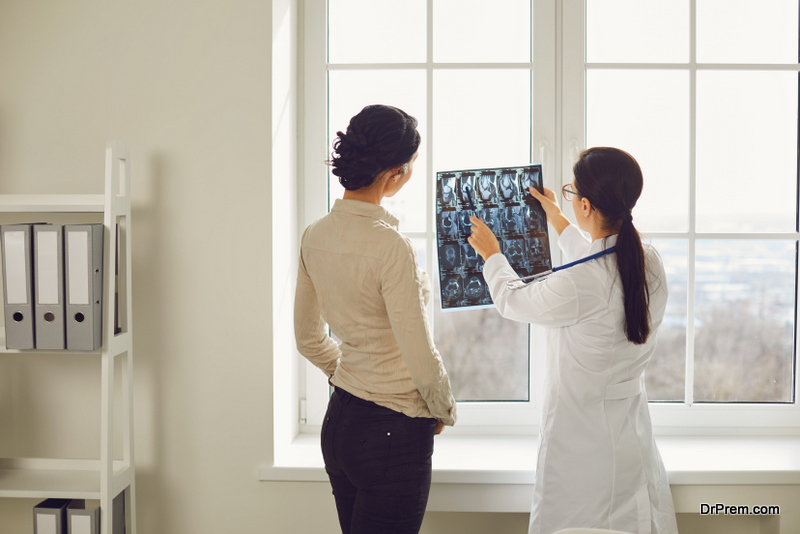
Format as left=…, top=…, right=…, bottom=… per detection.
left=436, top=164, right=551, bottom=310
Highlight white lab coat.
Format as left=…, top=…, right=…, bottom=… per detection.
left=482, top=225, right=678, bottom=534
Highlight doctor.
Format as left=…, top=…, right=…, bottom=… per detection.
left=468, top=147, right=678, bottom=534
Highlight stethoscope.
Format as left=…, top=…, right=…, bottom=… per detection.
left=506, top=246, right=617, bottom=290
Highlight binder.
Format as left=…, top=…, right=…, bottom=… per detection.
left=33, top=498, right=73, bottom=534
left=114, top=222, right=121, bottom=335
left=67, top=501, right=99, bottom=534
left=64, top=224, right=104, bottom=350
left=1, top=224, right=36, bottom=349
left=113, top=491, right=126, bottom=533
left=34, top=224, right=66, bottom=349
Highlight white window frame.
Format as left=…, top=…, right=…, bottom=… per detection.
left=297, top=0, right=800, bottom=436
left=562, top=0, right=800, bottom=431
left=298, top=0, right=565, bottom=434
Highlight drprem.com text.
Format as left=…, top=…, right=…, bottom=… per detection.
left=700, top=503, right=780, bottom=516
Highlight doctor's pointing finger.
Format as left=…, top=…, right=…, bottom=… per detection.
left=468, top=216, right=501, bottom=261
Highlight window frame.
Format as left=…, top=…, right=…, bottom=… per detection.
left=562, top=0, right=800, bottom=430
left=297, top=0, right=800, bottom=435
left=299, top=0, right=561, bottom=432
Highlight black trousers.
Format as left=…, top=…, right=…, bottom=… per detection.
left=321, top=387, right=437, bottom=534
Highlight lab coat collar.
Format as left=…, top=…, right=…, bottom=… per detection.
left=331, top=198, right=400, bottom=229
left=589, top=233, right=619, bottom=255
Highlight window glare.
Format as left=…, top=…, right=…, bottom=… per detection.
left=328, top=0, right=426, bottom=64
left=696, top=71, right=798, bottom=233
left=433, top=0, right=531, bottom=63
left=586, top=0, right=689, bottom=63
left=586, top=69, right=690, bottom=233
left=697, top=0, right=799, bottom=64
left=433, top=69, right=531, bottom=172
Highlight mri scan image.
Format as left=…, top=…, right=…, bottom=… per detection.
left=459, top=173, right=476, bottom=206
left=480, top=208, right=499, bottom=233
left=458, top=210, right=473, bottom=238
left=498, top=170, right=519, bottom=202
left=477, top=172, right=497, bottom=204
left=441, top=276, right=463, bottom=306
left=440, top=243, right=461, bottom=272
left=435, top=164, right=550, bottom=310
left=437, top=210, right=459, bottom=241
left=463, top=275, right=486, bottom=301
left=521, top=167, right=540, bottom=197
left=438, top=174, right=457, bottom=207
left=501, top=206, right=523, bottom=235
left=461, top=243, right=482, bottom=270
left=503, top=238, right=526, bottom=266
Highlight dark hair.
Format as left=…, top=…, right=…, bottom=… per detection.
left=329, top=105, right=421, bottom=191
left=573, top=147, right=650, bottom=345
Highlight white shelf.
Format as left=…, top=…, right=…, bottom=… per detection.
left=0, top=194, right=105, bottom=213
left=0, top=330, right=130, bottom=356
left=0, top=458, right=131, bottom=500
left=0, top=141, right=136, bottom=533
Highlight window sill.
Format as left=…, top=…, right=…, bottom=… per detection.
left=259, top=433, right=800, bottom=486
left=260, top=433, right=800, bottom=512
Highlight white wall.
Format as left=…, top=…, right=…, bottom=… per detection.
left=0, top=2, right=797, bottom=534
left=0, top=1, right=286, bottom=532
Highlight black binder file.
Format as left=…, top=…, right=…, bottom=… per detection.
left=435, top=164, right=552, bottom=310
left=64, top=224, right=104, bottom=350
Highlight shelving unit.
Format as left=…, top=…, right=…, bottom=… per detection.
left=0, top=141, right=136, bottom=533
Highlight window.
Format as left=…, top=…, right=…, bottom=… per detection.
left=564, top=0, right=799, bottom=418
left=301, top=0, right=800, bottom=431
left=302, top=0, right=545, bottom=429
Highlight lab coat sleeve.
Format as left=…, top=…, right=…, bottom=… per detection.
left=558, top=224, right=593, bottom=262
left=483, top=253, right=581, bottom=328
left=381, top=236, right=457, bottom=426
left=293, top=241, right=342, bottom=378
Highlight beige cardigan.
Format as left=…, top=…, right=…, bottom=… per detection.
left=294, top=199, right=456, bottom=426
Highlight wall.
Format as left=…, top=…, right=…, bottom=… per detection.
left=0, top=1, right=281, bottom=532
left=0, top=2, right=797, bottom=534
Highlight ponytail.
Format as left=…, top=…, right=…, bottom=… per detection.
left=616, top=214, right=650, bottom=344
left=574, top=148, right=651, bottom=345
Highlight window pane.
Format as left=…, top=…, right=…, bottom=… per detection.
left=434, top=304, right=529, bottom=402
left=328, top=70, right=427, bottom=232
left=694, top=240, right=796, bottom=402
left=696, top=71, right=798, bottom=233
left=586, top=0, right=689, bottom=63
left=586, top=70, right=690, bottom=232
left=697, top=0, right=799, bottom=64
left=433, top=0, right=530, bottom=63
left=328, top=0, right=426, bottom=64
left=433, top=69, right=531, bottom=173
left=646, top=239, right=687, bottom=402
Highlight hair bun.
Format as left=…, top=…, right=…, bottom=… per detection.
left=328, top=105, right=421, bottom=191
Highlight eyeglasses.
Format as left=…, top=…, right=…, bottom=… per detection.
left=562, top=184, right=583, bottom=201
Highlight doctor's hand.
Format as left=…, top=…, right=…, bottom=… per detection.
left=434, top=420, right=445, bottom=435
left=529, top=186, right=571, bottom=236
left=468, top=216, right=502, bottom=261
